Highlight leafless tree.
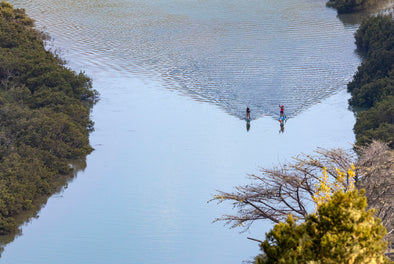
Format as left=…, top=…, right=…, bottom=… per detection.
left=211, top=141, right=393, bottom=246
left=210, top=147, right=356, bottom=229
left=355, top=140, right=394, bottom=244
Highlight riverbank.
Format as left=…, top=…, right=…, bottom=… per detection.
left=211, top=9, right=394, bottom=263
left=0, top=1, right=96, bottom=239
left=1, top=0, right=360, bottom=263
left=1, top=74, right=357, bottom=264
left=346, top=13, right=394, bottom=246
left=347, top=14, right=394, bottom=149
left=326, top=0, right=393, bottom=13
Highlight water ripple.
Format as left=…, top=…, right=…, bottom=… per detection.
left=12, top=0, right=361, bottom=119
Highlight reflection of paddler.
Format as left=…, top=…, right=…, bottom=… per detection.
left=246, top=119, right=251, bottom=132
left=246, top=107, right=251, bottom=120
left=279, top=121, right=284, bottom=133
left=279, top=114, right=285, bottom=133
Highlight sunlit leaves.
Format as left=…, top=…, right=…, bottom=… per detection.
left=313, top=165, right=356, bottom=207
left=256, top=190, right=391, bottom=264
left=211, top=147, right=357, bottom=229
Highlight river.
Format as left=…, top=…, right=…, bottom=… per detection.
left=2, top=0, right=360, bottom=263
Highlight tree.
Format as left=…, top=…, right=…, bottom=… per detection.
left=211, top=142, right=393, bottom=245
left=210, top=147, right=357, bottom=228
left=326, top=0, right=379, bottom=14
left=353, top=96, right=394, bottom=148
left=0, top=1, right=98, bottom=239
left=355, top=140, right=394, bottom=243
left=349, top=76, right=394, bottom=109
left=347, top=14, right=394, bottom=149
left=255, top=190, right=391, bottom=264
left=354, top=14, right=394, bottom=56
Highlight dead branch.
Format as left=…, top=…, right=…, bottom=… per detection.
left=210, top=147, right=356, bottom=229
left=355, top=140, right=394, bottom=244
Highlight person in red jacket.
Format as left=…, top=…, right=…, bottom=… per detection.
left=279, top=105, right=284, bottom=117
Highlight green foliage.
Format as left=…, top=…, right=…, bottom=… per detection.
left=0, top=2, right=97, bottom=236
left=256, top=190, right=391, bottom=264
left=326, top=0, right=378, bottom=13
left=354, top=96, right=394, bottom=147
left=348, top=15, right=394, bottom=96
left=349, top=76, right=394, bottom=109
left=347, top=14, right=394, bottom=148
left=256, top=215, right=316, bottom=264
left=354, top=14, right=394, bottom=55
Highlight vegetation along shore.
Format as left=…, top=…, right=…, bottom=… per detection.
left=0, top=0, right=392, bottom=262
left=327, top=0, right=392, bottom=13
left=0, top=1, right=97, bottom=239
left=213, top=1, right=394, bottom=263
left=349, top=14, right=394, bottom=148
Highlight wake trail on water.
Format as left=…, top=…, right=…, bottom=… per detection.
left=15, top=0, right=361, bottom=120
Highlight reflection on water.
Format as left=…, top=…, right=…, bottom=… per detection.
left=279, top=120, right=285, bottom=133
left=279, top=114, right=287, bottom=133
left=69, top=158, right=87, bottom=177
left=0, top=156, right=87, bottom=253
left=246, top=120, right=251, bottom=132
left=12, top=0, right=361, bottom=119
left=3, top=1, right=361, bottom=263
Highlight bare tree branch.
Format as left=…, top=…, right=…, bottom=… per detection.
left=211, top=142, right=393, bottom=245
left=210, top=147, right=356, bottom=229
left=355, top=140, right=394, bottom=244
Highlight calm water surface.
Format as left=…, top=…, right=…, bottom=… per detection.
left=2, top=0, right=360, bottom=263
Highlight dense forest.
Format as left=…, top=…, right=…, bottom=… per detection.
left=348, top=14, right=394, bottom=148
left=0, top=1, right=97, bottom=236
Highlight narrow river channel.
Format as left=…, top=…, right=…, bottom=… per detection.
left=2, top=0, right=361, bottom=263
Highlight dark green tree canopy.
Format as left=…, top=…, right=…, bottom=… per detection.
left=326, top=0, right=380, bottom=13
left=0, top=1, right=97, bottom=240
left=347, top=14, right=394, bottom=148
